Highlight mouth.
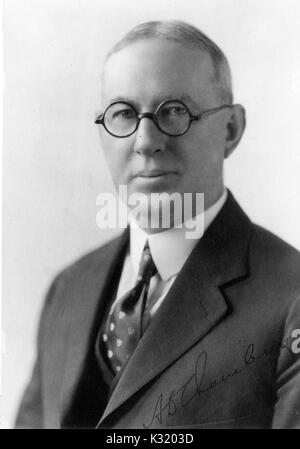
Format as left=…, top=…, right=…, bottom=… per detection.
left=130, top=169, right=179, bottom=192
left=133, top=169, right=177, bottom=179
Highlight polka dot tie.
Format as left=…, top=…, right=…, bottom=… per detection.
left=102, top=243, right=157, bottom=375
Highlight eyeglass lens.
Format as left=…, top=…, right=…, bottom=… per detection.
left=103, top=101, right=191, bottom=137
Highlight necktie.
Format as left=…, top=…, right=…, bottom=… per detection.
left=102, top=243, right=157, bottom=374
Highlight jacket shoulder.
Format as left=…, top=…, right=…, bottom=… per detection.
left=252, top=223, right=300, bottom=262
left=250, top=223, right=300, bottom=289
left=60, top=232, right=125, bottom=278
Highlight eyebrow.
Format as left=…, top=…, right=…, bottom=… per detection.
left=105, top=94, right=201, bottom=111
left=108, top=95, right=132, bottom=104
left=175, top=95, right=200, bottom=111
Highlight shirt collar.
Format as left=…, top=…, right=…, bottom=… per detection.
left=129, top=189, right=228, bottom=281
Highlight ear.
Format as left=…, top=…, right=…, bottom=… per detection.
left=224, top=104, right=246, bottom=159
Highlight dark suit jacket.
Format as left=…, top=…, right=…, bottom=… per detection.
left=15, top=191, right=300, bottom=429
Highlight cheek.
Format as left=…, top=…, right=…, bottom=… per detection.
left=175, top=131, right=225, bottom=188
left=184, top=125, right=226, bottom=168
left=101, top=134, right=131, bottom=182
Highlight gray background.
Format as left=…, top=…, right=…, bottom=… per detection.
left=3, top=0, right=300, bottom=428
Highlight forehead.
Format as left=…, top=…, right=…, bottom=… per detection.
left=101, top=38, right=217, bottom=108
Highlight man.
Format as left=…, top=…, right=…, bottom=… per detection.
left=16, top=20, right=300, bottom=429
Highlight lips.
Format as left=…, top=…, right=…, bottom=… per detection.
left=133, top=169, right=175, bottom=178
left=130, top=170, right=178, bottom=191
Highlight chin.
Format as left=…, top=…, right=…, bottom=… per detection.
left=128, top=190, right=186, bottom=231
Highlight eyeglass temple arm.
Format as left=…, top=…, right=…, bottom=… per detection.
left=191, top=104, right=233, bottom=122
left=95, top=114, right=104, bottom=124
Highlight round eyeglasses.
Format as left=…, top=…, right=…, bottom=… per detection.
left=94, top=99, right=232, bottom=138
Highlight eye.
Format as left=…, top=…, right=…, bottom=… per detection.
left=112, top=108, right=136, bottom=120
left=160, top=104, right=188, bottom=116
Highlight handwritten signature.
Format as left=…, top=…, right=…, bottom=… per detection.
left=143, top=336, right=292, bottom=428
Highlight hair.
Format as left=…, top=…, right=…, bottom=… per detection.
left=104, top=20, right=233, bottom=104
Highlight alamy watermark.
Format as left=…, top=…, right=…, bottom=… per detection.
left=96, top=185, right=205, bottom=239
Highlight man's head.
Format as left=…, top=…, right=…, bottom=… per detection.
left=105, top=21, right=233, bottom=105
left=98, top=20, right=245, bottom=229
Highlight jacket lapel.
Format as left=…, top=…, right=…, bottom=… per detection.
left=99, top=191, right=252, bottom=425
left=59, top=231, right=128, bottom=420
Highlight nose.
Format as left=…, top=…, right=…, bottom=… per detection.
left=133, top=116, right=167, bottom=156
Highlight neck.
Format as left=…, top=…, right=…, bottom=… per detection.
left=130, top=186, right=226, bottom=235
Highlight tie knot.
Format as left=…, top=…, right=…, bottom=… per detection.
left=136, top=244, right=157, bottom=284
left=120, top=243, right=157, bottom=313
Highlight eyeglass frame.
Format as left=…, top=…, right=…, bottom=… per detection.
left=94, top=99, right=233, bottom=138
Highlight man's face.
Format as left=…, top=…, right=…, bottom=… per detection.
left=100, top=38, right=234, bottom=220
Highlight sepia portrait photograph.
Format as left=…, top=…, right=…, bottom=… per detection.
left=2, top=0, right=300, bottom=430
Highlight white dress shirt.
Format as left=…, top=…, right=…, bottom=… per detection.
left=110, top=189, right=228, bottom=320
